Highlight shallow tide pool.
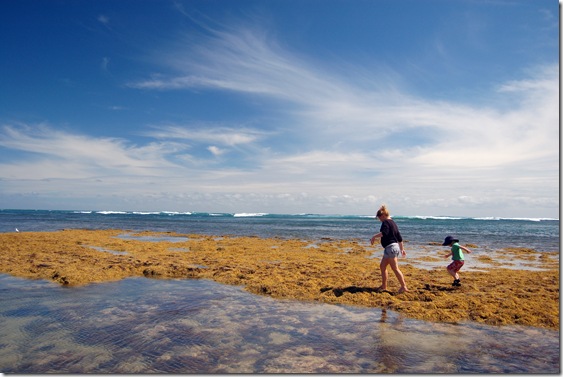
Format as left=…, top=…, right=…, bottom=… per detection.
left=0, top=274, right=558, bottom=373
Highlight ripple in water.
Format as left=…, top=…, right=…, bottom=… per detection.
left=0, top=274, right=558, bottom=373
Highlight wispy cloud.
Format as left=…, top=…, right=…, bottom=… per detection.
left=127, top=25, right=367, bottom=109
left=0, top=124, right=183, bottom=179
left=101, top=56, right=110, bottom=71
left=130, top=20, right=557, bottom=162
left=126, top=19, right=558, bottom=215
left=0, top=15, right=557, bottom=216
left=97, top=14, right=110, bottom=25
left=144, top=124, right=268, bottom=147
left=207, top=145, right=225, bottom=157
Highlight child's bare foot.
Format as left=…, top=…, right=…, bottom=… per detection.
left=398, top=287, right=409, bottom=293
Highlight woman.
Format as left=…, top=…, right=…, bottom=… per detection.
left=370, top=204, right=409, bottom=293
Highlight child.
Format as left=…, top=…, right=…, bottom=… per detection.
left=442, top=235, right=472, bottom=286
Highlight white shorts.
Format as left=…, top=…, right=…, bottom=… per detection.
left=383, top=243, right=401, bottom=258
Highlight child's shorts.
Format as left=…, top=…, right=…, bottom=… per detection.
left=447, top=260, right=464, bottom=273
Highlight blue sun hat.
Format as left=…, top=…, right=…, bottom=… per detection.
left=442, top=235, right=459, bottom=246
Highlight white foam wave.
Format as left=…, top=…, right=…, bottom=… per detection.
left=233, top=213, right=268, bottom=217
left=405, top=215, right=558, bottom=222
left=407, top=216, right=465, bottom=220
left=474, top=217, right=558, bottom=222
left=79, top=210, right=558, bottom=222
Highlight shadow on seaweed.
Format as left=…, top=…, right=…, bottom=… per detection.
left=422, top=283, right=458, bottom=292
left=321, top=286, right=382, bottom=297
left=321, top=284, right=458, bottom=297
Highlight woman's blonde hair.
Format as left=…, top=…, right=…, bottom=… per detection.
left=376, top=204, right=390, bottom=218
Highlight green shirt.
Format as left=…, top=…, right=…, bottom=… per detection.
left=451, top=242, right=464, bottom=260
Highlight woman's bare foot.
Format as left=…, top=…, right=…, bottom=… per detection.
left=398, top=287, right=409, bottom=293
left=375, top=285, right=386, bottom=292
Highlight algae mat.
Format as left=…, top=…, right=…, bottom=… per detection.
left=0, top=229, right=558, bottom=329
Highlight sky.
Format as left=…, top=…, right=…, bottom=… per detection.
left=0, top=0, right=559, bottom=218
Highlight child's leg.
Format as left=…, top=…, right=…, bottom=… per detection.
left=454, top=261, right=464, bottom=280
left=447, top=262, right=460, bottom=280
left=447, top=261, right=464, bottom=285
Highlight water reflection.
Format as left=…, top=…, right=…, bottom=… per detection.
left=0, top=274, right=558, bottom=373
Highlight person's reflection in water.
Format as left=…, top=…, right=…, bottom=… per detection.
left=379, top=308, right=388, bottom=323
left=371, top=309, right=407, bottom=373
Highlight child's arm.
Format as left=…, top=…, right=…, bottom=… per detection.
left=460, top=245, right=472, bottom=254
left=444, top=252, right=452, bottom=259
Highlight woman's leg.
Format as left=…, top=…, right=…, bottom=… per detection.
left=388, top=257, right=409, bottom=292
left=378, top=257, right=390, bottom=290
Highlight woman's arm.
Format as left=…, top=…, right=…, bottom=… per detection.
left=370, top=232, right=382, bottom=245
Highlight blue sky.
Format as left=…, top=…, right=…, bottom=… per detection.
left=0, top=0, right=559, bottom=218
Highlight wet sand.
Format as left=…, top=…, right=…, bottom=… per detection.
left=0, top=229, right=558, bottom=329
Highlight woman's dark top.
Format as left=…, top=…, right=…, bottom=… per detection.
left=379, top=219, right=403, bottom=247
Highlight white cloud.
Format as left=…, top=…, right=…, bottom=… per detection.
left=101, top=56, right=110, bottom=71
left=145, top=125, right=267, bottom=147
left=207, top=145, right=225, bottom=156
left=127, top=22, right=558, bottom=216
left=0, top=124, right=183, bottom=179
left=97, top=14, right=110, bottom=24
left=0, top=21, right=557, bottom=217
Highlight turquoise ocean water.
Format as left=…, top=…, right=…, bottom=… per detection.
left=0, top=209, right=559, bottom=251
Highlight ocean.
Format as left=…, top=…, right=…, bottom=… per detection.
left=0, top=209, right=559, bottom=252
left=0, top=209, right=560, bottom=373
